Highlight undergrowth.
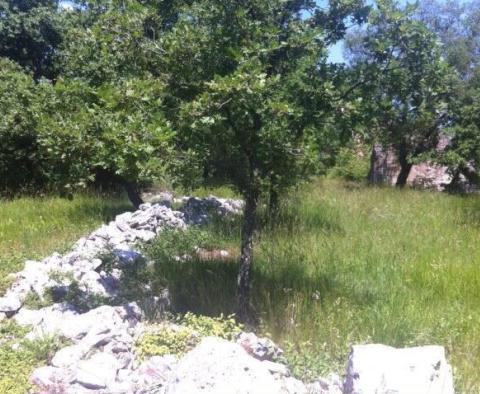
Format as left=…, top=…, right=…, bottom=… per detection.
left=0, top=321, right=67, bottom=393
left=135, top=312, right=242, bottom=359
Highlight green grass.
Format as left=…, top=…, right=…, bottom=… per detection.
left=146, top=179, right=480, bottom=393
left=0, top=193, right=130, bottom=295
left=0, top=320, right=68, bottom=393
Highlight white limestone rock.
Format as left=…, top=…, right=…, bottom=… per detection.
left=131, top=355, right=177, bottom=393
left=343, top=344, right=455, bottom=394
left=52, top=344, right=89, bottom=368
left=307, top=374, right=343, bottom=394
left=165, top=336, right=304, bottom=394
left=30, top=366, right=73, bottom=392
left=15, top=303, right=77, bottom=329
left=0, top=291, right=22, bottom=313
left=236, top=331, right=283, bottom=361
left=74, top=352, right=121, bottom=390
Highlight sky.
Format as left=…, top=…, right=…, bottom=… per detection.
left=326, top=0, right=423, bottom=64
left=327, top=41, right=345, bottom=64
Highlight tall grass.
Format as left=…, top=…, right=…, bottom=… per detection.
left=0, top=193, right=130, bottom=294
left=148, top=179, right=480, bottom=393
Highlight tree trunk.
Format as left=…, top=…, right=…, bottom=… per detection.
left=236, top=191, right=258, bottom=324
left=268, top=187, right=279, bottom=218
left=396, top=163, right=412, bottom=187
left=395, top=147, right=412, bottom=188
left=124, top=181, right=143, bottom=209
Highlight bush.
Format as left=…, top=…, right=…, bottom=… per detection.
left=135, top=312, right=242, bottom=360
left=0, top=320, right=66, bottom=393
left=328, top=145, right=370, bottom=182
left=0, top=58, right=45, bottom=195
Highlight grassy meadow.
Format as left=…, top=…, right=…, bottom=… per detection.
left=0, top=194, right=130, bottom=295
left=1, top=180, right=480, bottom=392
left=150, top=179, right=480, bottom=393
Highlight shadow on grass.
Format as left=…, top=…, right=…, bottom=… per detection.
left=151, top=255, right=339, bottom=328
left=65, top=194, right=132, bottom=224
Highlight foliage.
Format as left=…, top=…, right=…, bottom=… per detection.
left=136, top=325, right=195, bottom=359
left=345, top=0, right=453, bottom=185
left=178, top=312, right=242, bottom=340
left=164, top=0, right=369, bottom=197
left=135, top=312, right=242, bottom=359
left=144, top=228, right=214, bottom=264
left=59, top=1, right=156, bottom=85
left=0, top=0, right=66, bottom=80
left=328, top=144, right=370, bottom=182
left=416, top=0, right=480, bottom=80
left=0, top=58, right=45, bottom=196
left=38, top=77, right=174, bottom=203
left=0, top=320, right=66, bottom=393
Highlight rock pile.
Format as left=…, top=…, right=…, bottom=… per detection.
left=181, top=196, right=244, bottom=225
left=0, top=197, right=241, bottom=318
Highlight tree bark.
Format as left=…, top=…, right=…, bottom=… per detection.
left=236, top=191, right=258, bottom=324
left=396, top=162, right=412, bottom=187
left=395, top=146, right=412, bottom=188
left=124, top=181, right=144, bottom=209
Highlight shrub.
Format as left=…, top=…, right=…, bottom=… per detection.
left=135, top=312, right=242, bottom=359
left=328, top=145, right=370, bottom=182
left=0, top=58, right=45, bottom=195
left=0, top=320, right=66, bottom=393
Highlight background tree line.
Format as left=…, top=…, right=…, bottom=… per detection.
left=1, top=0, right=479, bottom=319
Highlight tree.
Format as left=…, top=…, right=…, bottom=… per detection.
left=345, top=0, right=453, bottom=186
left=0, top=0, right=66, bottom=80
left=38, top=77, right=174, bottom=207
left=415, top=0, right=480, bottom=185
left=38, top=2, right=174, bottom=207
left=0, top=58, right=45, bottom=195
left=416, top=0, right=480, bottom=80
left=160, top=0, right=368, bottom=321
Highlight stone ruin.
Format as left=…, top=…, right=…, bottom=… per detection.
left=368, top=135, right=454, bottom=191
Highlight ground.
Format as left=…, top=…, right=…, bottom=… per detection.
left=1, top=180, right=479, bottom=392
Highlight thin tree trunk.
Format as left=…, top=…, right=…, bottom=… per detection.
left=396, top=162, right=412, bottom=187
left=268, top=187, right=279, bottom=218
left=124, top=181, right=143, bottom=209
left=395, top=146, right=412, bottom=188
left=236, top=191, right=258, bottom=324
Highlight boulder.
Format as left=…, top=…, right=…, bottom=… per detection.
left=131, top=355, right=177, bottom=393
left=51, top=344, right=89, bottom=368
left=343, top=344, right=455, bottom=394
left=0, top=291, right=22, bottom=313
left=74, top=352, right=120, bottom=390
left=165, top=336, right=305, bottom=394
left=30, top=366, right=73, bottom=392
